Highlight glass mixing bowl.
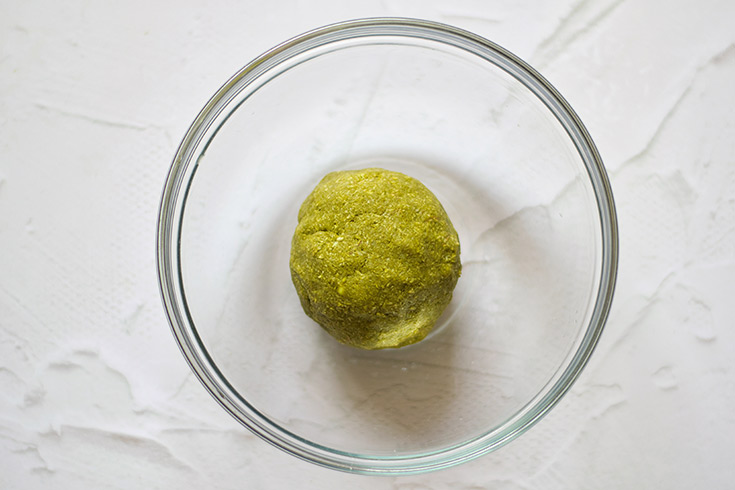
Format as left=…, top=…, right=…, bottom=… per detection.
left=157, top=18, right=618, bottom=474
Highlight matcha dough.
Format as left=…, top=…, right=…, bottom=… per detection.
left=290, top=168, right=461, bottom=349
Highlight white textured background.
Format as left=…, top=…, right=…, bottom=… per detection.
left=2, top=1, right=734, bottom=488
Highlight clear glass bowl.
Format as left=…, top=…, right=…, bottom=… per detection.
left=157, top=18, right=618, bottom=475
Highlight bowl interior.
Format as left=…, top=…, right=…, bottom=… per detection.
left=161, top=20, right=614, bottom=473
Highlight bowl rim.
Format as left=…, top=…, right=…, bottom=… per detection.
left=156, top=16, right=619, bottom=475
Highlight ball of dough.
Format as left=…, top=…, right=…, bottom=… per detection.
left=289, top=168, right=461, bottom=349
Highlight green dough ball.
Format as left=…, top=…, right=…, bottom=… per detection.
left=289, top=168, right=461, bottom=350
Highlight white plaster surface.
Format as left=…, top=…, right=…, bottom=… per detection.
left=1, top=1, right=734, bottom=488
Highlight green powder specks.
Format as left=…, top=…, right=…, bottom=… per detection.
left=290, top=168, right=461, bottom=349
